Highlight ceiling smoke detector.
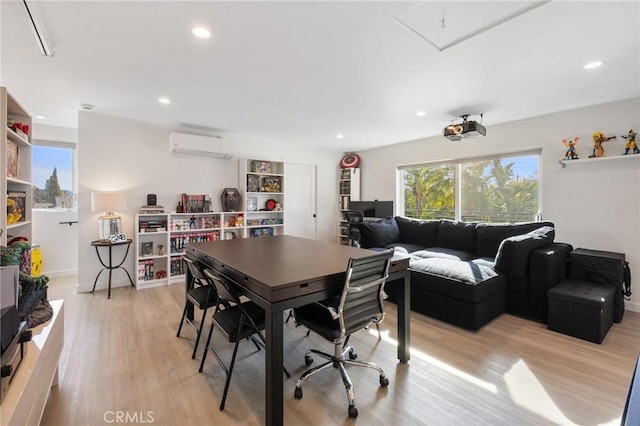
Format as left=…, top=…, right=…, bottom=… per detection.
left=443, top=114, right=486, bottom=141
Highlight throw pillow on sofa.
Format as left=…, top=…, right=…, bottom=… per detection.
left=494, top=226, right=555, bottom=277
left=475, top=221, right=555, bottom=258
left=435, top=220, right=477, bottom=253
left=394, top=216, right=440, bottom=247
left=358, top=217, right=401, bottom=248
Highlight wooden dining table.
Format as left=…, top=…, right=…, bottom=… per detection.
left=185, top=235, right=410, bottom=426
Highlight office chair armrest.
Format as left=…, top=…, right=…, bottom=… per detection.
left=327, top=307, right=340, bottom=320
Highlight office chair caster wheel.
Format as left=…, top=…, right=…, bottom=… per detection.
left=348, top=405, right=358, bottom=418
left=304, top=354, right=314, bottom=366
left=294, top=387, right=303, bottom=399
left=348, top=349, right=357, bottom=360
left=380, top=375, right=389, bottom=387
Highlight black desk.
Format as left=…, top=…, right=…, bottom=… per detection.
left=91, top=239, right=134, bottom=299
left=186, top=235, right=410, bottom=426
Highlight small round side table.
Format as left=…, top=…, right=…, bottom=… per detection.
left=91, top=239, right=135, bottom=299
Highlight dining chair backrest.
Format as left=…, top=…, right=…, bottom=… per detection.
left=338, top=250, right=392, bottom=338
left=202, top=268, right=242, bottom=307
left=184, top=255, right=208, bottom=286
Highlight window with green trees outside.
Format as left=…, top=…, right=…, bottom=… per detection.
left=401, top=152, right=540, bottom=223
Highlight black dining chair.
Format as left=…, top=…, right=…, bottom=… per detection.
left=176, top=256, right=220, bottom=359
left=199, top=268, right=290, bottom=411
left=292, top=250, right=393, bottom=418
left=343, top=210, right=364, bottom=247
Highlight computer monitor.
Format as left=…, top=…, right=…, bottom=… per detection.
left=349, top=200, right=394, bottom=218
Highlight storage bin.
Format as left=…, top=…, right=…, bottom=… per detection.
left=569, top=248, right=626, bottom=323
left=547, top=279, right=614, bottom=343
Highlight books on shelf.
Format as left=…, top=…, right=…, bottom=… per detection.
left=170, top=257, right=186, bottom=277
left=139, top=219, right=167, bottom=232
left=139, top=205, right=165, bottom=213
left=137, top=259, right=155, bottom=281
left=6, top=190, right=26, bottom=223
left=179, top=193, right=212, bottom=213
left=6, top=140, right=19, bottom=178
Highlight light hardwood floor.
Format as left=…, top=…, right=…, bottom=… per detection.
left=40, top=276, right=640, bottom=425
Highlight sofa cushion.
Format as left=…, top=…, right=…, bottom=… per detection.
left=434, top=220, right=477, bottom=253
left=409, top=258, right=506, bottom=304
left=411, top=247, right=476, bottom=262
left=385, top=243, right=428, bottom=254
left=494, top=226, right=555, bottom=277
left=476, top=221, right=555, bottom=258
left=394, top=216, right=440, bottom=247
left=358, top=217, right=401, bottom=248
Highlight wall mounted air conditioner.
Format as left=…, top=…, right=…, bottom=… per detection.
left=168, top=132, right=234, bottom=159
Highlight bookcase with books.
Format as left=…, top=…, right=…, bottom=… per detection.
left=1, top=87, right=33, bottom=246
left=239, top=158, right=285, bottom=238
left=135, top=213, right=169, bottom=290
left=135, top=211, right=245, bottom=289
left=168, top=212, right=223, bottom=283
left=338, top=167, right=360, bottom=245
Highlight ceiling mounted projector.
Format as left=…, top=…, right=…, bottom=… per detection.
left=443, top=114, right=486, bottom=141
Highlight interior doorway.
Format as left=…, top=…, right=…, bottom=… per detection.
left=284, top=163, right=317, bottom=239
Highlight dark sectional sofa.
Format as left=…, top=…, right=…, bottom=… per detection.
left=358, top=216, right=572, bottom=330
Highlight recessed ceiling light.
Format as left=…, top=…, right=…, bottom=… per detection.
left=158, top=97, right=171, bottom=104
left=336, top=134, right=344, bottom=139
left=416, top=111, right=426, bottom=117
left=584, top=61, right=603, bottom=70
left=35, top=115, right=46, bottom=120
left=192, top=27, right=211, bottom=39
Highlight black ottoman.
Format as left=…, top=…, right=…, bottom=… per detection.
left=547, top=279, right=614, bottom=343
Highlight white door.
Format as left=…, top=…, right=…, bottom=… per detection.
left=284, top=163, right=316, bottom=239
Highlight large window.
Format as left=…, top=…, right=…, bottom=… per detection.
left=32, top=142, right=76, bottom=209
left=400, top=151, right=540, bottom=223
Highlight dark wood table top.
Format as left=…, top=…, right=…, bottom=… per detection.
left=186, top=235, right=407, bottom=303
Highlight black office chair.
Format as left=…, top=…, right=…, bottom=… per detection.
left=176, top=256, right=221, bottom=359
left=292, top=250, right=393, bottom=419
left=343, top=210, right=364, bottom=247
left=199, top=268, right=290, bottom=411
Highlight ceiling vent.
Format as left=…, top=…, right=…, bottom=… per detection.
left=168, top=132, right=234, bottom=159
left=443, top=114, right=486, bottom=141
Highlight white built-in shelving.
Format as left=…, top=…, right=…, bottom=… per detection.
left=134, top=211, right=245, bottom=290
left=1, top=87, right=33, bottom=246
left=239, top=158, right=285, bottom=238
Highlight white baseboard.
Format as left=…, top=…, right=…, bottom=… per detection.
left=626, top=300, right=640, bottom=313
left=42, top=269, right=78, bottom=278
left=77, top=279, right=133, bottom=293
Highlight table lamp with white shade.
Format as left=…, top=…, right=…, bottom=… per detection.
left=91, top=192, right=127, bottom=240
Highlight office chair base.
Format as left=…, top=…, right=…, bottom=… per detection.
left=294, top=344, right=388, bottom=419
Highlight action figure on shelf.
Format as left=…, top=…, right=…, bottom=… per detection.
left=563, top=137, right=580, bottom=160
left=589, top=131, right=616, bottom=158
left=621, top=129, right=639, bottom=155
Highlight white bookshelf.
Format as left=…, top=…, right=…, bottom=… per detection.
left=239, top=158, right=285, bottom=238
left=1, top=87, right=33, bottom=246
left=134, top=211, right=245, bottom=289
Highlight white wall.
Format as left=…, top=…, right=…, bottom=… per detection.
left=357, top=97, right=640, bottom=312
left=77, top=112, right=342, bottom=293
left=32, top=209, right=78, bottom=277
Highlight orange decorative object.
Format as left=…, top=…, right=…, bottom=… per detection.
left=589, top=131, right=616, bottom=158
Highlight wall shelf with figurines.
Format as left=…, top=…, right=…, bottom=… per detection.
left=559, top=129, right=640, bottom=168
left=559, top=153, right=640, bottom=168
